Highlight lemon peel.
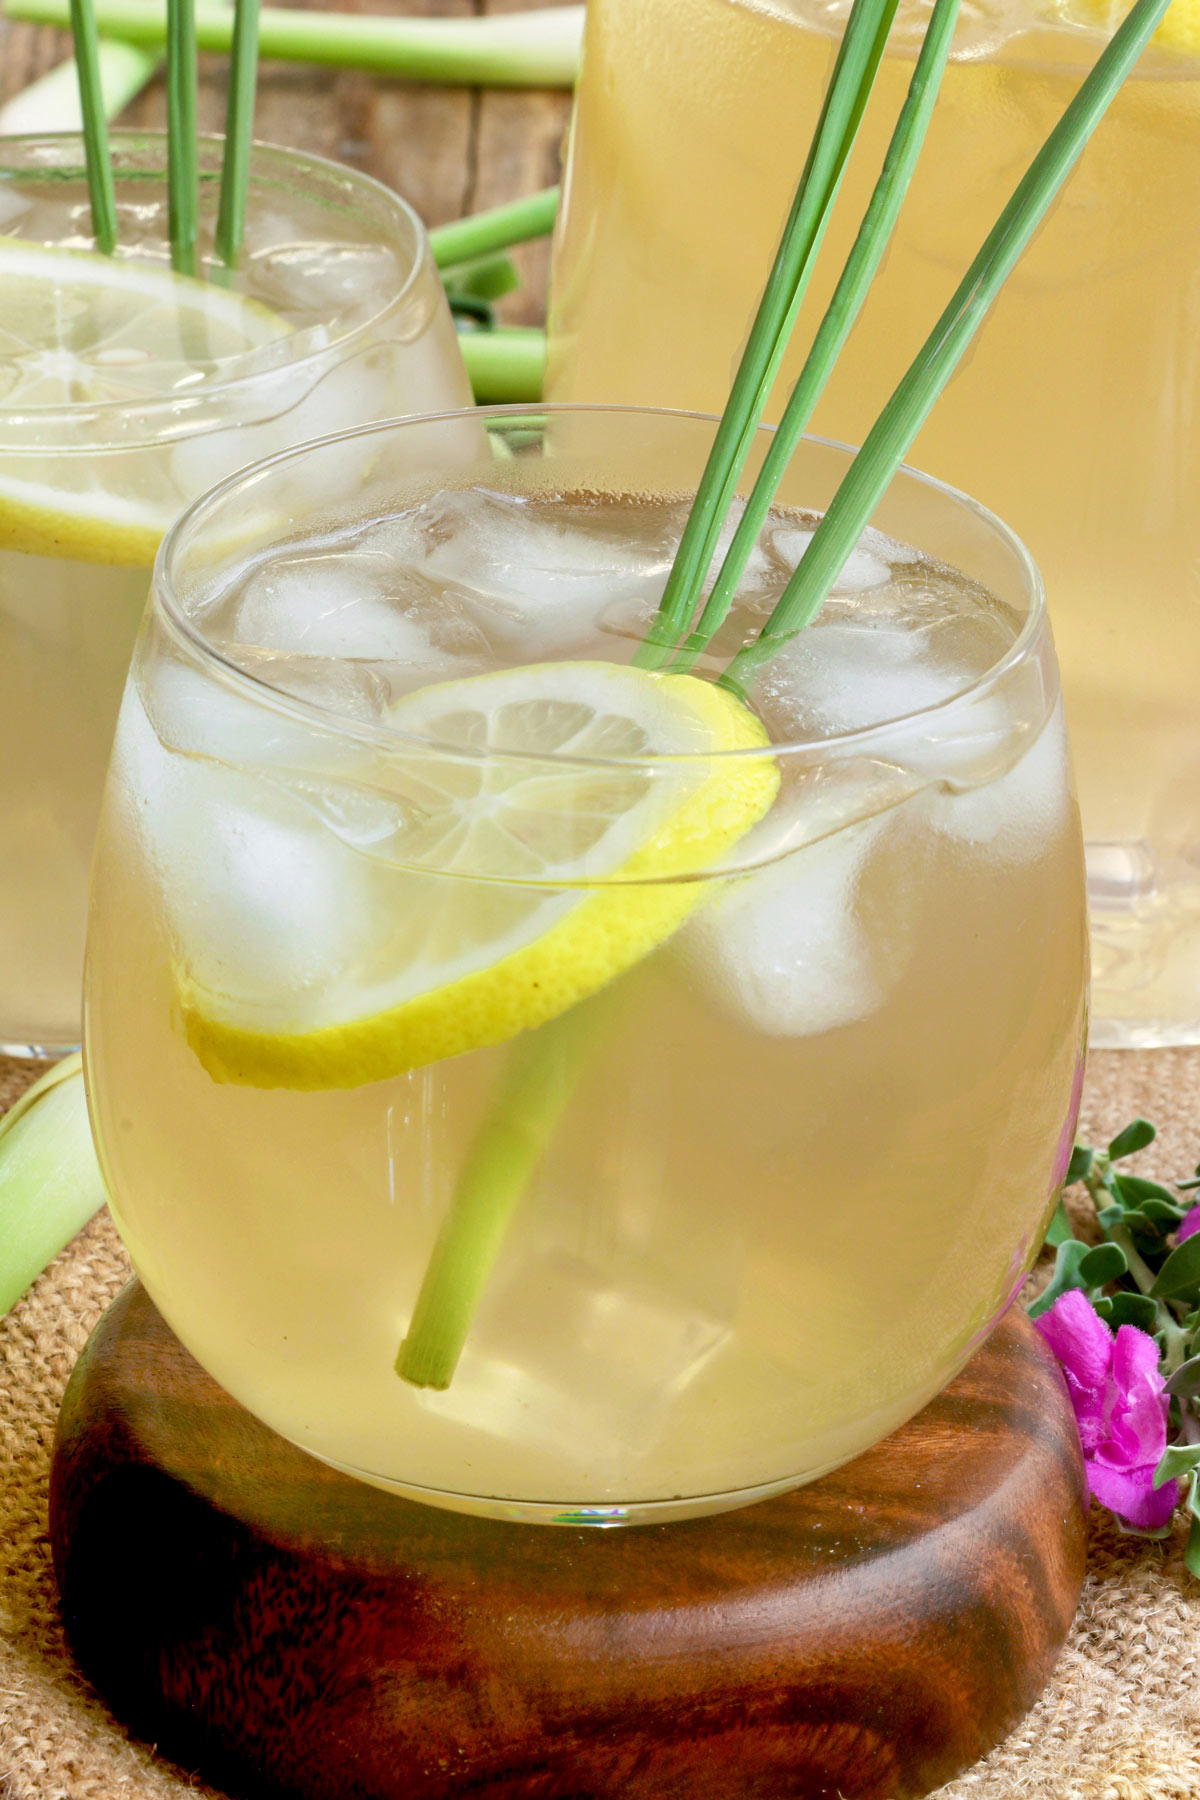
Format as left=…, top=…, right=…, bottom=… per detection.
left=182, top=665, right=779, bottom=1091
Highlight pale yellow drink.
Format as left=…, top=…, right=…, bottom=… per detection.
left=547, top=0, right=1200, bottom=1046
left=84, top=413, right=1087, bottom=1525
left=0, top=132, right=471, bottom=1054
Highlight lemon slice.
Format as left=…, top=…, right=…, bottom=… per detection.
left=1063, top=0, right=1200, bottom=53
left=0, top=239, right=290, bottom=565
left=183, top=661, right=779, bottom=1090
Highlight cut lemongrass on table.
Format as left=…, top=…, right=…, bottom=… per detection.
left=428, top=186, right=560, bottom=270
left=394, top=0, right=1174, bottom=1394
left=166, top=0, right=199, bottom=275
left=10, top=0, right=586, bottom=86
left=458, top=327, right=546, bottom=403
left=67, top=0, right=117, bottom=252
left=214, top=0, right=260, bottom=269
left=0, top=38, right=158, bottom=132
left=0, top=1057, right=107, bottom=1319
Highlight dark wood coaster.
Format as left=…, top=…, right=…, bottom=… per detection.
left=50, top=1281, right=1087, bottom=1800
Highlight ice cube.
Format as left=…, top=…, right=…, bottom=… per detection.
left=679, top=815, right=897, bottom=1036
left=755, top=619, right=974, bottom=741
left=114, top=684, right=382, bottom=1017
left=167, top=346, right=384, bottom=507
left=766, top=525, right=892, bottom=595
left=246, top=239, right=403, bottom=326
left=417, top=487, right=676, bottom=655
left=230, top=548, right=486, bottom=666
left=931, top=701, right=1071, bottom=858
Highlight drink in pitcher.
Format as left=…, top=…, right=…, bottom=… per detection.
left=84, top=408, right=1087, bottom=1523
left=547, top=0, right=1200, bottom=1045
left=0, top=132, right=471, bottom=1054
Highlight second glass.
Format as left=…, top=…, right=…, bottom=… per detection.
left=0, top=131, right=471, bottom=1054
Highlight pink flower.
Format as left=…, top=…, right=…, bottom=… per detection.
left=1035, top=1288, right=1179, bottom=1531
left=1177, top=1204, right=1200, bottom=1244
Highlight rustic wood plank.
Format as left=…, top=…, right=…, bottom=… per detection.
left=476, top=0, right=570, bottom=325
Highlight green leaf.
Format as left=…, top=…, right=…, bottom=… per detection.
left=1104, top=1292, right=1160, bottom=1332
left=1066, top=1144, right=1095, bottom=1184
left=1135, top=1197, right=1187, bottom=1224
left=1027, top=1239, right=1091, bottom=1320
left=1114, top=1174, right=1181, bottom=1208
left=1151, top=1234, right=1200, bottom=1302
left=1108, top=1118, right=1156, bottom=1161
left=1097, top=1202, right=1126, bottom=1232
left=1153, top=1443, right=1200, bottom=1489
left=1078, top=1242, right=1128, bottom=1288
left=1044, top=1200, right=1075, bottom=1248
left=1165, top=1355, right=1200, bottom=1399
left=1185, top=1511, right=1200, bottom=1581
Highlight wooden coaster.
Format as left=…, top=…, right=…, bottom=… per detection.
left=50, top=1281, right=1087, bottom=1800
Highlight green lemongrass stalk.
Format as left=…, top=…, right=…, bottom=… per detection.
left=397, top=1006, right=596, bottom=1390
left=429, top=187, right=559, bottom=271
left=442, top=251, right=521, bottom=305
left=67, top=0, right=117, bottom=251
left=0, top=1055, right=108, bottom=1318
left=165, top=0, right=197, bottom=274
left=671, top=0, right=961, bottom=671
left=0, top=40, right=158, bottom=133
left=722, top=0, right=1174, bottom=693
left=636, top=0, right=900, bottom=670
left=460, top=327, right=545, bottom=404
left=213, top=0, right=259, bottom=268
left=7, top=0, right=585, bottom=87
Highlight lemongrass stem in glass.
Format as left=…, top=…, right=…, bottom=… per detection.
left=396, top=1005, right=596, bottom=1389
left=671, top=0, right=961, bottom=670
left=722, top=0, right=1176, bottom=694
left=67, top=0, right=118, bottom=251
left=166, top=0, right=198, bottom=275
left=9, top=0, right=585, bottom=86
left=214, top=0, right=259, bottom=268
left=635, top=0, right=899, bottom=669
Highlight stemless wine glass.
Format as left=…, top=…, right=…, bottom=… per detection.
left=85, top=405, right=1088, bottom=1526
left=0, top=131, right=471, bottom=1056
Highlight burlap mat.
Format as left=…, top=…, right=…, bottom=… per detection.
left=3, top=1049, right=1200, bottom=1800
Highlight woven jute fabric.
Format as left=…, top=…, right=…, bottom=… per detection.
left=3, top=1049, right=1200, bottom=1800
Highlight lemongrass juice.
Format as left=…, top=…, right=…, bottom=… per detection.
left=547, top=0, right=1200, bottom=1045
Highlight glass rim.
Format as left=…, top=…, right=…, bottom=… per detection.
left=0, top=130, right=435, bottom=438
left=154, top=400, right=1050, bottom=767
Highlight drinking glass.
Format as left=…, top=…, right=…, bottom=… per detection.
left=0, top=130, right=471, bottom=1055
left=85, top=405, right=1088, bottom=1525
left=547, top=0, right=1199, bottom=1046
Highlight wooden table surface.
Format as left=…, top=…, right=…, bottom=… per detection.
left=0, top=0, right=571, bottom=326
